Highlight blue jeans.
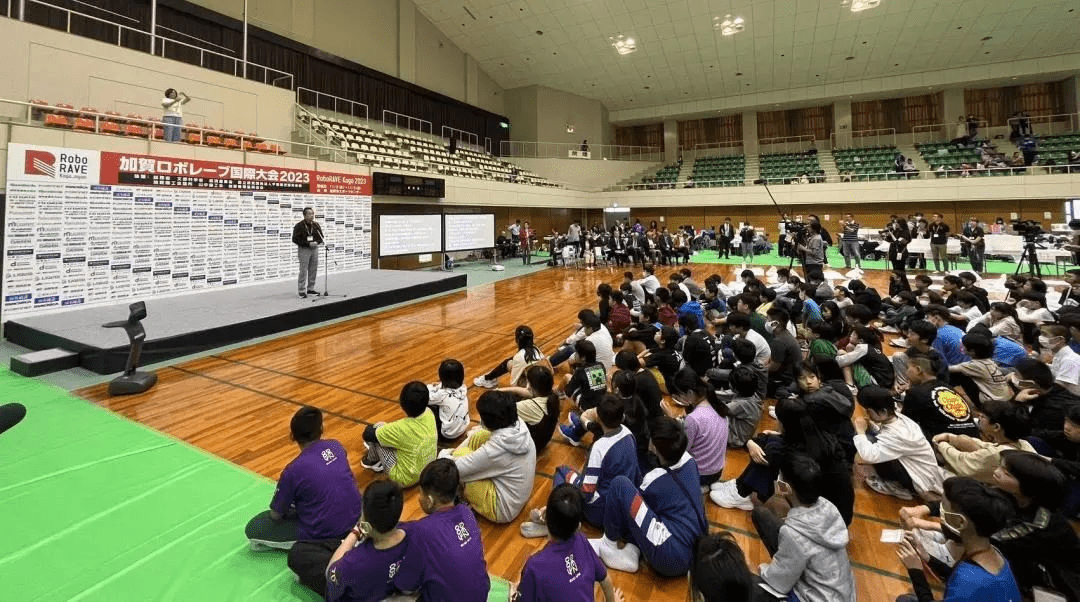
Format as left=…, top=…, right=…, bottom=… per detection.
left=163, top=115, right=183, bottom=142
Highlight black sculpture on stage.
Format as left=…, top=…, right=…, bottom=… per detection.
left=102, top=301, right=157, bottom=395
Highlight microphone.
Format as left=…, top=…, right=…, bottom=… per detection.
left=0, top=403, right=27, bottom=436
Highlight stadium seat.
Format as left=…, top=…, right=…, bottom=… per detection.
left=100, top=120, right=123, bottom=135
left=44, top=114, right=72, bottom=128
left=72, top=117, right=95, bottom=132
left=184, top=131, right=202, bottom=144
left=205, top=133, right=224, bottom=147
left=255, top=142, right=273, bottom=153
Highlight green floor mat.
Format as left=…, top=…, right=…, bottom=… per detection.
left=0, top=369, right=512, bottom=601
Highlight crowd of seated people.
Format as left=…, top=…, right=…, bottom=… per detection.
left=240, top=254, right=1080, bottom=602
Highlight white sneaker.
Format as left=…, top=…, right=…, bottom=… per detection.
left=360, top=456, right=385, bottom=472
left=472, top=375, right=499, bottom=389
left=598, top=538, right=640, bottom=573
left=519, top=521, right=549, bottom=538
left=709, top=480, right=727, bottom=492
left=768, top=406, right=777, bottom=419
left=865, top=474, right=914, bottom=501
left=709, top=480, right=753, bottom=511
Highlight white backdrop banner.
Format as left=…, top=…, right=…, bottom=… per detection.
left=3, top=144, right=372, bottom=316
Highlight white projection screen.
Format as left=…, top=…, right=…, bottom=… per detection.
left=444, top=214, right=495, bottom=252
left=379, top=214, right=442, bottom=256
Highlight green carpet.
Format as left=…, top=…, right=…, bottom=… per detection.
left=688, top=246, right=1057, bottom=276
left=0, top=368, right=510, bottom=601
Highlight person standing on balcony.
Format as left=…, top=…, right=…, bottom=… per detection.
left=161, top=88, right=191, bottom=143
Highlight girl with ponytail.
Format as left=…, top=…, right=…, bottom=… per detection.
left=664, top=366, right=730, bottom=489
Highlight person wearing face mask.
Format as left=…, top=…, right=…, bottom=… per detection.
left=1038, top=324, right=1080, bottom=396
left=765, top=307, right=801, bottom=399
left=1010, top=358, right=1080, bottom=442
left=895, top=477, right=1021, bottom=602
left=934, top=400, right=1035, bottom=483
left=990, top=451, right=1080, bottom=600
left=854, top=386, right=944, bottom=502
left=752, top=452, right=856, bottom=602
left=392, top=459, right=490, bottom=601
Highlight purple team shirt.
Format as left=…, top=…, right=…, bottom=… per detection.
left=326, top=523, right=414, bottom=602
left=269, top=439, right=362, bottom=540
left=392, top=503, right=490, bottom=602
left=518, top=532, right=607, bottom=602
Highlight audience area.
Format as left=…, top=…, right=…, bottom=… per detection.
left=689, top=155, right=746, bottom=187
left=759, top=151, right=824, bottom=184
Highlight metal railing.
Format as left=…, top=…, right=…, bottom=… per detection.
left=685, top=140, right=744, bottom=160
left=499, top=140, right=663, bottom=162
left=758, top=134, right=817, bottom=154
left=831, top=127, right=897, bottom=150
left=382, top=110, right=432, bottom=136
left=297, top=88, right=369, bottom=122
left=441, top=125, right=479, bottom=148
left=1005, top=113, right=1079, bottom=138
left=913, top=120, right=990, bottom=145
left=18, top=0, right=294, bottom=89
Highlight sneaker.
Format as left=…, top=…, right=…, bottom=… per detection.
left=709, top=480, right=727, bottom=492
left=472, top=375, right=499, bottom=389
left=249, top=540, right=274, bottom=552
left=598, top=538, right=640, bottom=573
left=529, top=508, right=545, bottom=523
left=768, top=406, right=777, bottom=419
left=559, top=422, right=583, bottom=446
left=878, top=325, right=900, bottom=334
left=519, top=521, right=549, bottom=538
left=865, top=475, right=914, bottom=501
left=360, top=455, right=385, bottom=473
left=299, top=293, right=307, bottom=298
left=708, top=480, right=753, bottom=511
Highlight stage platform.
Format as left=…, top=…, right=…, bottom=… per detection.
left=3, top=269, right=467, bottom=375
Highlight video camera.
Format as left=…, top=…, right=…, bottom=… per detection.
left=1011, top=219, right=1046, bottom=243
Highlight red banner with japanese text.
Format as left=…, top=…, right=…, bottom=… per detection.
left=99, top=152, right=372, bottom=195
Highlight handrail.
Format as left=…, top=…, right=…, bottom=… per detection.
left=685, top=140, right=743, bottom=160
left=912, top=120, right=990, bottom=145
left=297, top=88, right=369, bottom=122
left=499, top=140, right=663, bottom=162
left=1005, top=112, right=1079, bottom=137
left=382, top=110, right=432, bottom=136
left=441, top=125, right=479, bottom=148
left=21, top=0, right=294, bottom=89
left=759, top=134, right=817, bottom=154
left=831, top=128, right=896, bottom=150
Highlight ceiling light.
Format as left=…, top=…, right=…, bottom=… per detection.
left=610, top=35, right=637, bottom=55
left=846, top=0, right=881, bottom=12
left=714, top=14, right=745, bottom=36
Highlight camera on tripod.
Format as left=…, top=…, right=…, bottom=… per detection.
left=1011, top=219, right=1046, bottom=243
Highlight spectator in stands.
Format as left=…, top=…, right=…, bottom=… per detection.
left=393, top=459, right=490, bottom=601
left=855, top=385, right=943, bottom=501
left=361, top=382, right=438, bottom=487
left=444, top=390, right=536, bottom=524
left=161, top=88, right=191, bottom=143
left=752, top=452, right=856, bottom=602
left=287, top=480, right=408, bottom=600
left=968, top=302, right=1022, bottom=340
left=246, top=406, right=363, bottom=551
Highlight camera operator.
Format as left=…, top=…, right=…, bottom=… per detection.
left=797, top=222, right=825, bottom=280
left=958, top=216, right=986, bottom=274
left=882, top=216, right=911, bottom=274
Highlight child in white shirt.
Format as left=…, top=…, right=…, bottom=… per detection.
left=428, top=359, right=469, bottom=440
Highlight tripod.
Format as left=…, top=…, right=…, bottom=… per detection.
left=311, top=244, right=348, bottom=302
left=1014, top=240, right=1043, bottom=277
left=755, top=179, right=800, bottom=271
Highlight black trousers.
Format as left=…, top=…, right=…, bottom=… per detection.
left=287, top=539, right=341, bottom=598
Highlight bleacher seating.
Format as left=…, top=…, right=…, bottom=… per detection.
left=834, top=146, right=911, bottom=181
left=1032, top=133, right=1080, bottom=167
left=916, top=141, right=983, bottom=172
left=689, top=155, right=745, bottom=187
left=759, top=152, right=823, bottom=184
left=640, top=164, right=680, bottom=188
left=301, top=113, right=423, bottom=170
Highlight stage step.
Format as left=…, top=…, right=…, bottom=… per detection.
left=10, top=348, right=80, bottom=377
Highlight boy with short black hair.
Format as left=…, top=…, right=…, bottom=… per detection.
left=721, top=365, right=763, bottom=448
left=393, top=459, right=490, bottom=601
left=428, top=359, right=469, bottom=441
left=515, top=485, right=623, bottom=602
left=246, top=406, right=363, bottom=551
left=361, top=381, right=438, bottom=488
left=854, top=386, right=944, bottom=501
left=949, top=333, right=1011, bottom=405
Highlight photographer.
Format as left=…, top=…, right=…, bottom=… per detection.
left=798, top=222, right=825, bottom=281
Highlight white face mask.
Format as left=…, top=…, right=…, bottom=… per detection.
left=1039, top=336, right=1054, bottom=349
left=766, top=320, right=779, bottom=333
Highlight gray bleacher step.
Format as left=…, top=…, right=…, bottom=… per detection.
left=11, top=348, right=81, bottom=377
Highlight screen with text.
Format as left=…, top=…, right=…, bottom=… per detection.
left=444, top=214, right=495, bottom=252
left=379, top=214, right=442, bottom=256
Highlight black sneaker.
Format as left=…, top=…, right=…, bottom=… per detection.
left=299, top=292, right=307, bottom=298
left=306, top=289, right=319, bottom=295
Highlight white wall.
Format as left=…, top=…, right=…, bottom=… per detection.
left=502, top=85, right=609, bottom=147
left=0, top=19, right=295, bottom=142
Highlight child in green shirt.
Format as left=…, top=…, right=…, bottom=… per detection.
left=362, top=381, right=438, bottom=487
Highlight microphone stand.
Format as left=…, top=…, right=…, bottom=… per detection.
left=311, top=242, right=348, bottom=302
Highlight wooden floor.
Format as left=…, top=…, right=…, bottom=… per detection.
left=77, top=262, right=918, bottom=602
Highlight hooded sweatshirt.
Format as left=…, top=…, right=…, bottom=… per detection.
left=452, top=418, right=537, bottom=523
left=759, top=497, right=856, bottom=602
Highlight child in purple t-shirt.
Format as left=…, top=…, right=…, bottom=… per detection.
left=286, top=480, right=410, bottom=601
left=514, top=485, right=622, bottom=602
left=393, top=459, right=490, bottom=602
left=245, top=406, right=362, bottom=551
left=666, top=367, right=730, bottom=488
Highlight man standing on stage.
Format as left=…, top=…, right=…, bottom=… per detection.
left=292, top=207, right=324, bottom=298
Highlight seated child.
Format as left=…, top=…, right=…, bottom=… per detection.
left=720, top=365, right=763, bottom=449
left=854, top=385, right=944, bottom=501
left=428, top=359, right=469, bottom=441
left=589, top=416, right=707, bottom=576
left=948, top=333, right=1011, bottom=406
left=393, top=459, right=490, bottom=601
left=444, top=391, right=537, bottom=523
left=499, top=364, right=560, bottom=453
left=516, top=485, right=623, bottom=602
left=245, top=406, right=363, bottom=551
left=666, top=366, right=730, bottom=489
left=361, top=381, right=438, bottom=488
left=521, top=395, right=640, bottom=537
left=287, top=480, right=409, bottom=600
